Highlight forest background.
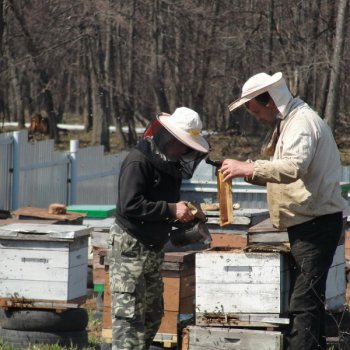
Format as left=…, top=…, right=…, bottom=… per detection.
left=1, top=0, right=350, bottom=163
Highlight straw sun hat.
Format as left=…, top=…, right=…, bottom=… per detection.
left=228, top=72, right=283, bottom=112
left=157, top=107, right=209, bottom=153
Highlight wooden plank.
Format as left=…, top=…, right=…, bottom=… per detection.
left=186, top=326, right=283, bottom=350
left=0, top=296, right=86, bottom=310
left=217, top=171, right=233, bottom=226
left=101, top=328, right=112, bottom=342
left=210, top=233, right=247, bottom=248
left=158, top=310, right=178, bottom=334
left=153, top=333, right=177, bottom=348
left=196, top=313, right=289, bottom=327
left=163, top=275, right=195, bottom=312
left=12, top=207, right=86, bottom=222
left=161, top=262, right=194, bottom=274
left=248, top=218, right=280, bottom=233
left=103, top=269, right=112, bottom=329
left=163, top=251, right=196, bottom=264
left=0, top=219, right=59, bottom=225
left=181, top=327, right=189, bottom=350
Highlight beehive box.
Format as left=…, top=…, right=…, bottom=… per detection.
left=0, top=223, right=91, bottom=303
left=195, top=248, right=290, bottom=325
left=196, top=244, right=346, bottom=326
left=102, top=251, right=196, bottom=344
left=205, top=209, right=269, bottom=248
left=157, top=251, right=196, bottom=336
left=83, top=217, right=114, bottom=289
left=182, top=326, right=284, bottom=350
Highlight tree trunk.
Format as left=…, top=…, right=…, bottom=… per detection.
left=89, top=27, right=110, bottom=152
left=7, top=0, right=59, bottom=141
left=152, top=0, right=170, bottom=113
left=324, top=0, right=348, bottom=131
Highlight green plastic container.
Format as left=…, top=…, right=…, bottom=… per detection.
left=93, top=283, right=105, bottom=293
left=67, top=205, right=116, bottom=218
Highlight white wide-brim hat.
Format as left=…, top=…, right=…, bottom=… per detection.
left=228, top=72, right=283, bottom=112
left=158, top=107, right=209, bottom=153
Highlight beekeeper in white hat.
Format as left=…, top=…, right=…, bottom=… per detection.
left=109, top=106, right=209, bottom=350
left=221, top=71, right=346, bottom=350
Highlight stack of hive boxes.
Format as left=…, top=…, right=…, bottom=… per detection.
left=182, top=217, right=346, bottom=350
left=0, top=223, right=91, bottom=348
left=102, top=251, right=196, bottom=349
left=67, top=204, right=116, bottom=293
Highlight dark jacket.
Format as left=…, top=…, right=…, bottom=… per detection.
left=115, top=139, right=182, bottom=250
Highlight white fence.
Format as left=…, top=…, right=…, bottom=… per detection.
left=0, top=130, right=127, bottom=210
left=0, top=130, right=349, bottom=211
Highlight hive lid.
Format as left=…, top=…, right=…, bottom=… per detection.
left=83, top=217, right=115, bottom=230
left=67, top=205, right=116, bottom=218
left=0, top=223, right=92, bottom=241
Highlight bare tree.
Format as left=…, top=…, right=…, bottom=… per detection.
left=324, top=0, right=348, bottom=131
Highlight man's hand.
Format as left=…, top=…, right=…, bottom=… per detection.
left=221, top=159, right=255, bottom=181
left=175, top=201, right=195, bottom=223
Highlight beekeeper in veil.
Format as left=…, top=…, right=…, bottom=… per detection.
left=109, top=107, right=209, bottom=350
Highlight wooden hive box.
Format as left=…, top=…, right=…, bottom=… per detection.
left=182, top=326, right=284, bottom=350
left=102, top=251, right=197, bottom=343
left=0, top=223, right=91, bottom=305
left=195, top=247, right=290, bottom=326
left=157, top=251, right=196, bottom=336
left=205, top=209, right=269, bottom=249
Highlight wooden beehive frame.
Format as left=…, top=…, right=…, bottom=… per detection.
left=217, top=170, right=234, bottom=226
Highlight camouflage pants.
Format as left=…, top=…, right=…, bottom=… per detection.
left=109, top=224, right=164, bottom=350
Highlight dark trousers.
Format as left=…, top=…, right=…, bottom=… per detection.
left=286, top=212, right=343, bottom=350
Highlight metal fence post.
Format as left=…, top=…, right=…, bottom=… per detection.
left=69, top=140, right=79, bottom=205
left=11, top=131, right=21, bottom=210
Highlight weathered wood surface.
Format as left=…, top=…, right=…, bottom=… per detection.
left=196, top=250, right=290, bottom=315
left=196, top=313, right=289, bottom=328
left=0, top=296, right=86, bottom=310
left=12, top=207, right=86, bottom=223
left=184, top=326, right=283, bottom=350
left=103, top=268, right=112, bottom=330
left=247, top=218, right=288, bottom=243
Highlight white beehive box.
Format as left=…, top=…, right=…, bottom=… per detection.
left=196, top=248, right=290, bottom=319
left=185, top=326, right=283, bottom=350
left=0, top=223, right=91, bottom=302
left=196, top=245, right=346, bottom=325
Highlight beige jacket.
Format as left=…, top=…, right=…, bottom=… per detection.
left=252, top=99, right=347, bottom=229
